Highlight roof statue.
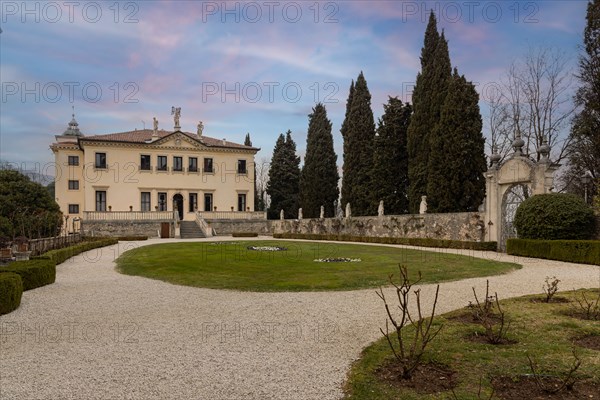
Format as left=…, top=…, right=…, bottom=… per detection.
left=171, top=106, right=181, bottom=130
left=197, top=121, right=204, bottom=136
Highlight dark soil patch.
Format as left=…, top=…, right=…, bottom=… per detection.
left=573, top=334, right=600, bottom=351
left=491, top=375, right=600, bottom=399
left=465, top=332, right=518, bottom=345
left=529, top=297, right=570, bottom=304
left=447, top=312, right=503, bottom=325
left=375, top=361, right=457, bottom=394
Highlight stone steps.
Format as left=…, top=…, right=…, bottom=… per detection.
left=180, top=221, right=205, bottom=239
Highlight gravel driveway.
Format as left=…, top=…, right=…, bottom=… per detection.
left=1, top=237, right=598, bottom=399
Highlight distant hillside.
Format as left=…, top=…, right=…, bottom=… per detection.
left=0, top=161, right=54, bottom=185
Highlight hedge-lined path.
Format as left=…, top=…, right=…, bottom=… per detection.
left=1, top=237, right=598, bottom=400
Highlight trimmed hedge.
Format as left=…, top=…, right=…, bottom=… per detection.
left=507, top=238, right=600, bottom=265
left=117, top=236, right=148, bottom=241
left=0, top=272, right=23, bottom=315
left=42, top=238, right=118, bottom=265
left=272, top=233, right=497, bottom=251
left=0, top=259, right=55, bottom=290
left=514, top=193, right=596, bottom=240
left=0, top=238, right=119, bottom=314
left=232, top=232, right=259, bottom=237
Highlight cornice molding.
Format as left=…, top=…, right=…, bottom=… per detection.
left=75, top=138, right=257, bottom=155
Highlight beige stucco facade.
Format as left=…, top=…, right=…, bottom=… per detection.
left=51, top=119, right=259, bottom=229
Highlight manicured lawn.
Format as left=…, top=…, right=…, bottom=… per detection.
left=115, top=240, right=520, bottom=292
left=344, top=289, right=600, bottom=399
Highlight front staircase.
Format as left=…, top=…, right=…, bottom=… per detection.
left=179, top=221, right=205, bottom=239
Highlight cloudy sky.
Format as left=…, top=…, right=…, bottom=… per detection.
left=0, top=0, right=589, bottom=172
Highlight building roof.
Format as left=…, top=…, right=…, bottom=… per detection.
left=76, top=129, right=259, bottom=151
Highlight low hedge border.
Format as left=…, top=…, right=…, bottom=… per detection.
left=117, top=236, right=148, bottom=241
left=41, top=238, right=119, bottom=265
left=0, top=272, right=23, bottom=315
left=272, top=233, right=497, bottom=251
left=0, top=238, right=120, bottom=315
left=507, top=238, right=600, bottom=265
left=232, top=232, right=259, bottom=237
left=0, top=258, right=55, bottom=291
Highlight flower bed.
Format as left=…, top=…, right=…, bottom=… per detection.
left=247, top=246, right=287, bottom=251
left=314, top=257, right=361, bottom=263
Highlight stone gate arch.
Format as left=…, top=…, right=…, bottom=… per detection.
left=500, top=183, right=531, bottom=248
left=483, top=137, right=558, bottom=251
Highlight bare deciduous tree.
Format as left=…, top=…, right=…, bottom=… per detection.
left=254, top=157, right=270, bottom=211
left=484, top=46, right=575, bottom=165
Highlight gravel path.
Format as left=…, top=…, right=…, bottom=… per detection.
left=1, top=237, right=598, bottom=400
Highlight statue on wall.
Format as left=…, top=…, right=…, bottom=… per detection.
left=153, top=117, right=158, bottom=132
left=320, top=206, right=325, bottom=219
left=298, top=208, right=303, bottom=220
left=280, top=209, right=284, bottom=220
left=378, top=200, right=384, bottom=217
left=419, top=196, right=427, bottom=214
left=345, top=203, right=351, bottom=218
left=197, top=121, right=204, bottom=136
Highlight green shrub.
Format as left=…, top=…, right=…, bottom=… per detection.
left=507, top=238, right=600, bottom=265
left=43, top=238, right=118, bottom=264
left=117, top=236, right=148, bottom=241
left=0, top=259, right=55, bottom=290
left=232, top=232, right=259, bottom=237
left=0, top=272, right=23, bottom=315
left=514, top=193, right=595, bottom=240
left=272, top=233, right=497, bottom=251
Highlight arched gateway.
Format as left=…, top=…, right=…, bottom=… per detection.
left=483, top=135, right=559, bottom=251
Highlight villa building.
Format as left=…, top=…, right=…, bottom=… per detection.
left=51, top=111, right=260, bottom=234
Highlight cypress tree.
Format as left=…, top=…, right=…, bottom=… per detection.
left=300, top=103, right=340, bottom=218
left=340, top=72, right=376, bottom=216
left=244, top=133, right=260, bottom=210
left=266, top=131, right=301, bottom=219
left=371, top=97, right=412, bottom=214
left=427, top=69, right=486, bottom=212
left=340, top=80, right=354, bottom=209
left=568, top=0, right=600, bottom=198
left=407, top=12, right=451, bottom=213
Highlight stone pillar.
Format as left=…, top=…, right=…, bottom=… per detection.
left=320, top=206, right=325, bottom=219
left=345, top=203, right=351, bottom=218
left=280, top=209, right=284, bottom=220
left=298, top=208, right=303, bottom=220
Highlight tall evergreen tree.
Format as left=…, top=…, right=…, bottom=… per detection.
left=371, top=97, right=412, bottom=214
left=568, top=0, right=600, bottom=200
left=407, top=12, right=451, bottom=213
left=266, top=131, right=300, bottom=219
left=426, top=69, right=487, bottom=212
left=300, top=103, right=340, bottom=218
left=340, top=72, right=376, bottom=216
left=340, top=80, right=354, bottom=209
left=244, top=133, right=260, bottom=210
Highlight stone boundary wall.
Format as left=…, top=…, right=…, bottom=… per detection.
left=208, top=219, right=272, bottom=235
left=272, top=212, right=486, bottom=242
left=82, top=221, right=173, bottom=238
